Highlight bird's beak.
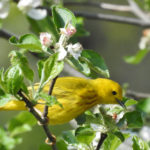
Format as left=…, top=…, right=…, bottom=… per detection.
left=116, top=99, right=126, bottom=108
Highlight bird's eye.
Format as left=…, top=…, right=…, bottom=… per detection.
left=112, top=91, right=117, bottom=95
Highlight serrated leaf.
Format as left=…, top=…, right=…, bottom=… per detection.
left=38, top=92, right=62, bottom=107
left=132, top=136, right=150, bottom=150
left=9, top=51, right=34, bottom=82
left=62, top=131, right=78, bottom=144
left=9, top=34, right=42, bottom=53
left=124, top=111, right=143, bottom=128
left=124, top=49, right=149, bottom=64
left=125, top=99, right=138, bottom=107
left=66, top=56, right=91, bottom=76
left=103, top=133, right=130, bottom=150
left=0, top=94, right=12, bottom=106
left=113, top=131, right=125, bottom=142
left=5, top=65, right=24, bottom=95
left=39, top=53, right=64, bottom=88
left=75, top=126, right=95, bottom=144
left=81, top=50, right=109, bottom=78
left=52, top=5, right=76, bottom=30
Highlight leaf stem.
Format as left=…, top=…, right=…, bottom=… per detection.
left=96, top=133, right=107, bottom=150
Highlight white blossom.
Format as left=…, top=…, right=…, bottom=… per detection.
left=67, top=43, right=83, bottom=59
left=40, top=32, right=52, bottom=49
left=0, top=0, right=10, bottom=19
left=60, top=23, right=76, bottom=37
left=55, top=43, right=67, bottom=61
left=18, top=0, right=47, bottom=20
left=139, top=126, right=150, bottom=141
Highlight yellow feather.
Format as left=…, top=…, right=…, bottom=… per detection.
left=0, top=77, right=123, bottom=125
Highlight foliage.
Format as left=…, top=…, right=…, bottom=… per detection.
left=0, top=1, right=150, bottom=150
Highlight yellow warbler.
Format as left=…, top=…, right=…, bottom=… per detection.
left=0, top=77, right=123, bottom=125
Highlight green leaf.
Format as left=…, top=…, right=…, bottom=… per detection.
left=125, top=99, right=138, bottom=107
left=0, top=94, right=11, bottom=107
left=57, top=138, right=68, bottom=150
left=52, top=5, right=76, bottom=30
left=81, top=50, right=109, bottom=78
left=132, top=135, right=150, bottom=150
left=124, top=49, right=149, bottom=64
left=8, top=112, right=37, bottom=136
left=74, top=17, right=90, bottom=37
left=9, top=51, right=34, bottom=82
left=75, top=126, right=95, bottom=145
left=103, top=133, right=130, bottom=150
left=0, top=127, right=22, bottom=150
left=75, top=113, right=86, bottom=125
left=37, top=60, right=44, bottom=79
left=0, top=68, right=7, bottom=91
left=136, top=98, right=150, bottom=114
left=113, top=131, right=125, bottom=142
left=124, top=111, right=143, bottom=128
left=27, top=16, right=59, bottom=42
left=66, top=56, right=91, bottom=76
left=9, top=34, right=42, bottom=53
left=62, top=131, right=78, bottom=144
left=5, top=65, right=24, bottom=95
left=38, top=92, right=62, bottom=107
left=39, top=53, right=64, bottom=88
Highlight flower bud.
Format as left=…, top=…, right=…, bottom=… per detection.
left=60, top=23, right=76, bottom=37
left=40, top=32, right=52, bottom=48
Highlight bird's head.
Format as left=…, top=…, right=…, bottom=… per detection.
left=93, top=78, right=125, bottom=107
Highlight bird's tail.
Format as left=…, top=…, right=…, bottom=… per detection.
left=0, top=100, right=27, bottom=111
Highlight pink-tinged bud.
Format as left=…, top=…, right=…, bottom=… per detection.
left=40, top=32, right=52, bottom=48
left=143, top=29, right=150, bottom=37
left=60, top=23, right=76, bottom=37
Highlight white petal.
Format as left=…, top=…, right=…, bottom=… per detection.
left=27, top=8, right=47, bottom=20
left=0, top=0, right=9, bottom=19
left=58, top=47, right=67, bottom=61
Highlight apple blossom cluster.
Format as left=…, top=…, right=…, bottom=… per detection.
left=40, top=24, right=83, bottom=61
left=0, top=0, right=47, bottom=20
left=139, top=29, right=150, bottom=50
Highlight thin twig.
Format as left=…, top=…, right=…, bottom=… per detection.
left=74, top=11, right=150, bottom=27
left=126, top=90, right=150, bottom=100
left=43, top=76, right=58, bottom=119
left=17, top=90, right=57, bottom=150
left=64, top=1, right=131, bottom=12
left=0, top=29, right=18, bottom=40
left=128, top=0, right=150, bottom=22
left=96, top=133, right=107, bottom=150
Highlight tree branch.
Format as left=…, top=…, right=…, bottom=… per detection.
left=96, top=133, right=107, bottom=150
left=43, top=76, right=58, bottom=119
left=64, top=1, right=131, bottom=12
left=17, top=90, right=57, bottom=150
left=73, top=11, right=150, bottom=27
left=0, top=29, right=18, bottom=40
left=126, top=90, right=150, bottom=100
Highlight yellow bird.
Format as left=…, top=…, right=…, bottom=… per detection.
left=0, top=77, right=123, bottom=125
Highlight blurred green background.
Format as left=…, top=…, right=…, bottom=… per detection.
left=0, top=1, right=149, bottom=150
